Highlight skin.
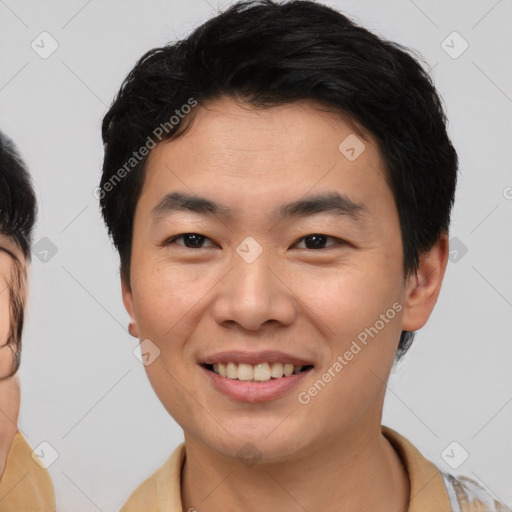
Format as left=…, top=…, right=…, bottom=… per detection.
left=122, top=97, right=449, bottom=511
left=0, top=234, right=22, bottom=478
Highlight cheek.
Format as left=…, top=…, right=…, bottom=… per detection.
left=0, top=281, right=15, bottom=378
left=130, top=264, right=209, bottom=349
left=130, top=266, right=208, bottom=423
left=296, top=269, right=403, bottom=433
left=0, top=281, right=10, bottom=345
left=297, top=257, right=403, bottom=339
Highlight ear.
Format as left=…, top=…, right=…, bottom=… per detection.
left=401, top=231, right=449, bottom=332
left=121, top=274, right=140, bottom=339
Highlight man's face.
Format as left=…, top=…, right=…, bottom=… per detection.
left=0, top=235, right=23, bottom=376
left=124, top=98, right=420, bottom=460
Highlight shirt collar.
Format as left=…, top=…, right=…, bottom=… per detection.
left=382, top=425, right=452, bottom=511
left=122, top=425, right=452, bottom=511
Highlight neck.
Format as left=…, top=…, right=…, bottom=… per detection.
left=181, top=420, right=410, bottom=512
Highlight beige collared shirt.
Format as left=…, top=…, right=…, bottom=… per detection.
left=120, top=425, right=510, bottom=512
left=0, top=431, right=56, bottom=511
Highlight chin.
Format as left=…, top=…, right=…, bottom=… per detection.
left=196, top=423, right=310, bottom=464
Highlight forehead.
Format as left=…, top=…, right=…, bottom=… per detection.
left=138, top=97, right=394, bottom=224
left=166, top=97, right=370, bottom=156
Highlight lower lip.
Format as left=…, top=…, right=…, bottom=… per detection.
left=201, top=365, right=313, bottom=403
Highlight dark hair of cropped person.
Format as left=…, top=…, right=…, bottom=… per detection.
left=100, top=0, right=458, bottom=361
left=0, top=132, right=37, bottom=379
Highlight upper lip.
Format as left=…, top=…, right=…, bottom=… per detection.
left=201, top=350, right=314, bottom=366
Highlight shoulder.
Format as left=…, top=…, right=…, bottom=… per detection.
left=381, top=426, right=510, bottom=512
left=120, top=442, right=186, bottom=512
left=0, top=431, right=56, bottom=511
left=441, top=472, right=511, bottom=512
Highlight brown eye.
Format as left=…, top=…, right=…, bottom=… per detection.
left=294, top=234, right=343, bottom=250
left=165, top=233, right=215, bottom=249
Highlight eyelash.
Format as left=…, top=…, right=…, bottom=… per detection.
left=163, top=233, right=347, bottom=250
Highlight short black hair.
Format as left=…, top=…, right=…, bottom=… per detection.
left=0, top=132, right=36, bottom=259
left=99, top=0, right=458, bottom=361
left=0, top=131, right=37, bottom=378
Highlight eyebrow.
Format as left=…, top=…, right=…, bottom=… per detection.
left=151, top=191, right=368, bottom=223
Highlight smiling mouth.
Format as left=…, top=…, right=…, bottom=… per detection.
left=202, top=362, right=314, bottom=383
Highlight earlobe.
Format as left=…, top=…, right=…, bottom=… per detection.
left=401, top=232, right=449, bottom=332
left=121, top=275, right=140, bottom=339
left=128, top=322, right=139, bottom=338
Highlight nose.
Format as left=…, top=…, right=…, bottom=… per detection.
left=211, top=249, right=297, bottom=333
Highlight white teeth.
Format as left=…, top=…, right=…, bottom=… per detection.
left=283, top=363, right=294, bottom=376
left=212, top=362, right=227, bottom=376
left=209, top=361, right=309, bottom=381
left=237, top=363, right=253, bottom=381
left=254, top=363, right=271, bottom=381
left=270, top=362, right=284, bottom=378
left=226, top=362, right=237, bottom=379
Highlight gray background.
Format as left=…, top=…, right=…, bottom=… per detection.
left=1, top=0, right=511, bottom=510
